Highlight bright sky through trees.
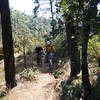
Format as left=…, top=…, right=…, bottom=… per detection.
left=9, top=0, right=100, bottom=18
left=97, top=3, right=100, bottom=11
left=9, top=0, right=34, bottom=15
left=9, top=0, right=52, bottom=18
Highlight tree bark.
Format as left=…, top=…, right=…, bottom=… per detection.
left=0, top=0, right=16, bottom=88
left=50, top=0, right=54, bottom=21
left=65, top=20, right=80, bottom=77
left=23, top=44, right=27, bottom=68
left=81, top=24, right=91, bottom=97
left=81, top=0, right=99, bottom=97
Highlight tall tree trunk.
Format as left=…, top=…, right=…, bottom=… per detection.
left=65, top=20, right=80, bottom=77
left=50, top=0, right=54, bottom=21
left=50, top=0, right=55, bottom=35
left=81, top=24, right=91, bottom=97
left=81, top=0, right=99, bottom=97
left=23, top=30, right=27, bottom=68
left=23, top=44, right=26, bottom=68
left=0, top=0, right=16, bottom=88
left=97, top=55, right=100, bottom=67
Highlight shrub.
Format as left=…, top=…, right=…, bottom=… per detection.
left=88, top=35, right=100, bottom=67
left=53, top=35, right=68, bottom=58
left=60, top=78, right=82, bottom=100
left=19, top=68, right=37, bottom=81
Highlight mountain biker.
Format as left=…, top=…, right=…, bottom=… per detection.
left=44, top=41, right=55, bottom=63
left=35, top=45, right=43, bottom=66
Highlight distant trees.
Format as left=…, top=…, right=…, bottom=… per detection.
left=11, top=10, right=51, bottom=52
left=11, top=10, right=51, bottom=42
left=0, top=0, right=16, bottom=88
left=10, top=9, right=52, bottom=67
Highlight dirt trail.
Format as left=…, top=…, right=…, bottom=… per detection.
left=8, top=73, right=59, bottom=100
left=8, top=60, right=70, bottom=100
left=0, top=53, right=70, bottom=100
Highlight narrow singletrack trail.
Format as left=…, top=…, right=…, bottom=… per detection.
left=8, top=54, right=70, bottom=100
left=8, top=73, right=59, bottom=100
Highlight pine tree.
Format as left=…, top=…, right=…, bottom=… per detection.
left=0, top=0, right=16, bottom=88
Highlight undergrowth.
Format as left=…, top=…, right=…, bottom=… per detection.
left=18, top=68, right=37, bottom=81
left=59, top=78, right=82, bottom=100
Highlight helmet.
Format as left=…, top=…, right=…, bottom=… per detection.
left=46, top=41, right=51, bottom=45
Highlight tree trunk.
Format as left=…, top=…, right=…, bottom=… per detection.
left=23, top=30, right=27, bottom=68
left=50, top=0, right=54, bottom=21
left=23, top=44, right=26, bottom=68
left=65, top=21, right=80, bottom=77
left=81, top=24, right=91, bottom=97
left=50, top=0, right=55, bottom=36
left=0, top=0, right=16, bottom=88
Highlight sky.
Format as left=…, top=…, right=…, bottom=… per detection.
left=9, top=0, right=52, bottom=18
left=97, top=3, right=100, bottom=11
left=9, top=0, right=34, bottom=15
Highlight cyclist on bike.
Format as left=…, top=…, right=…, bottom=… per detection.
left=35, top=45, right=43, bottom=66
left=44, top=41, right=55, bottom=62
left=44, top=41, right=55, bottom=71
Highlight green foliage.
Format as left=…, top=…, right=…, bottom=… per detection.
left=88, top=34, right=100, bottom=67
left=0, top=97, right=8, bottom=100
left=19, top=68, right=37, bottom=81
left=59, top=0, right=68, bottom=13
left=54, top=35, right=68, bottom=57
left=27, top=16, right=51, bottom=37
left=88, top=34, right=100, bottom=56
left=57, top=0, right=99, bottom=36
left=60, top=79, right=82, bottom=100
left=10, top=10, right=51, bottom=53
left=53, top=71, right=64, bottom=78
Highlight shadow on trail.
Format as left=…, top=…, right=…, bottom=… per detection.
left=36, top=64, right=49, bottom=73
left=35, top=63, right=58, bottom=73
left=0, top=56, right=3, bottom=61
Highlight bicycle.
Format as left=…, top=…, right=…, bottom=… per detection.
left=47, top=52, right=54, bottom=72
